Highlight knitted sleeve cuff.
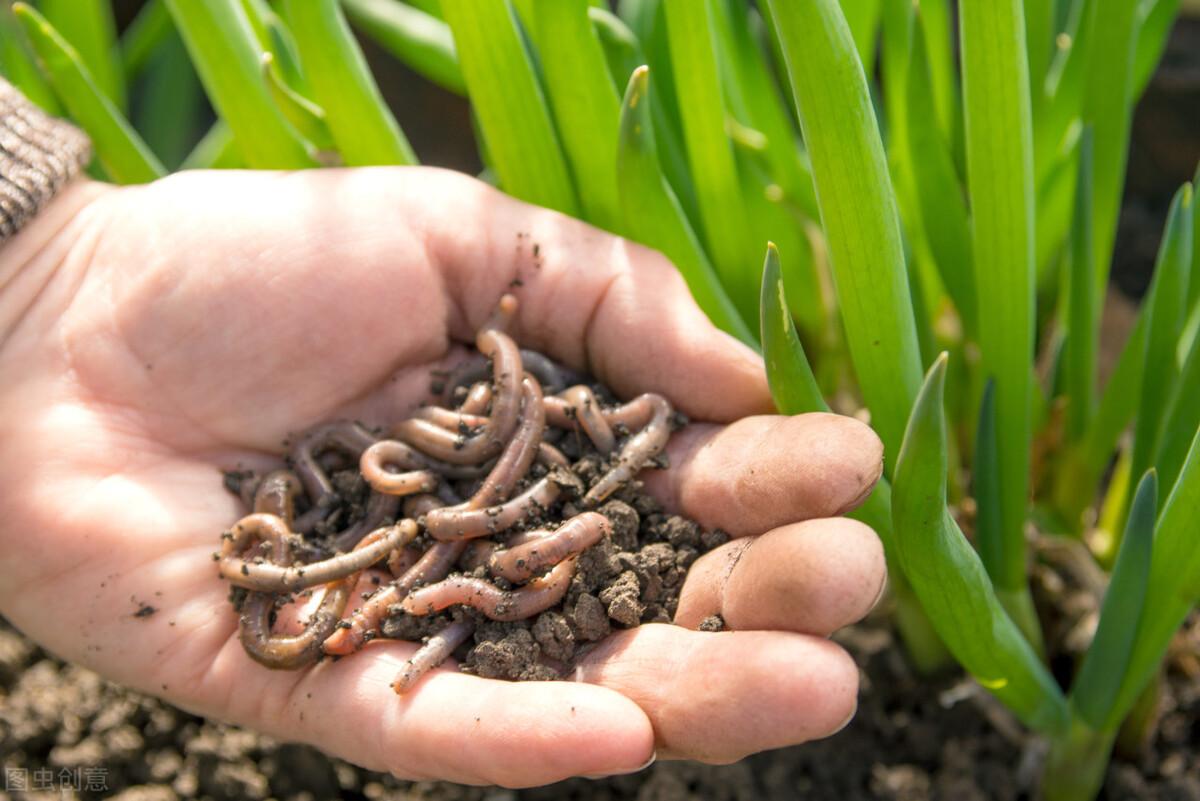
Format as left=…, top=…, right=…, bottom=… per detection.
left=0, top=78, right=92, bottom=243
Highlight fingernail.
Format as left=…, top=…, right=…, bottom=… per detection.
left=869, top=575, right=888, bottom=613
left=582, top=750, right=657, bottom=780
left=831, top=703, right=858, bottom=735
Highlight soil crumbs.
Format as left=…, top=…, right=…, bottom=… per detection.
left=2, top=609, right=1197, bottom=801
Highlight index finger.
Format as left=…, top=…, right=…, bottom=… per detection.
left=401, top=167, right=772, bottom=423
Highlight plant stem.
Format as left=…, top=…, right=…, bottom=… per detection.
left=1042, top=717, right=1116, bottom=801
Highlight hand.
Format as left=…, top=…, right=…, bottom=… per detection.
left=0, top=167, right=885, bottom=786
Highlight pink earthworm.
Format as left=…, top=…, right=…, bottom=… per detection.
left=322, top=539, right=468, bottom=655
left=331, top=491, right=402, bottom=553
left=220, top=518, right=417, bottom=593
left=360, top=441, right=441, bottom=497
left=458, top=526, right=551, bottom=572
left=240, top=518, right=406, bottom=668
left=423, top=473, right=563, bottom=541
left=391, top=618, right=476, bottom=694
left=544, top=386, right=616, bottom=454
left=459, top=382, right=492, bottom=415
left=488, top=512, right=610, bottom=583
left=253, top=470, right=303, bottom=526
left=440, top=349, right=579, bottom=404
left=393, top=298, right=523, bottom=465
left=398, top=556, right=578, bottom=622
left=538, top=442, right=569, bottom=468
left=584, top=393, right=673, bottom=507
left=289, top=422, right=378, bottom=532
left=410, top=405, right=489, bottom=431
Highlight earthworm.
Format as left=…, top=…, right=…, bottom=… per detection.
left=391, top=618, right=476, bottom=694
left=253, top=470, right=303, bottom=524
left=539, top=442, right=569, bottom=468
left=331, top=491, right=401, bottom=553
left=488, top=513, right=610, bottom=582
left=322, top=540, right=468, bottom=655
left=410, top=405, right=488, bottom=431
left=441, top=349, right=579, bottom=403
left=221, top=519, right=417, bottom=593
left=398, top=556, right=578, bottom=622
left=458, top=527, right=551, bottom=571
left=584, top=393, right=673, bottom=507
left=360, top=441, right=441, bottom=497
left=424, top=473, right=564, bottom=541
left=393, top=300, right=523, bottom=465
left=240, top=517, right=404, bottom=668
left=469, top=376, right=544, bottom=508
left=544, top=386, right=616, bottom=454
left=459, top=382, right=492, bottom=415
left=290, top=422, right=378, bottom=529
left=239, top=580, right=351, bottom=669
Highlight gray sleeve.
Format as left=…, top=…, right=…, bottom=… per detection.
left=0, top=78, right=92, bottom=243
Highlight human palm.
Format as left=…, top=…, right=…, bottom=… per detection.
left=0, top=167, right=885, bottom=786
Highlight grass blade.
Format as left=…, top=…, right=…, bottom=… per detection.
left=765, top=0, right=923, bottom=461
left=1128, top=185, right=1194, bottom=490
left=241, top=0, right=308, bottom=95
left=616, top=67, right=751, bottom=344
left=120, top=0, right=173, bottom=84
left=973, top=380, right=1005, bottom=585
left=342, top=0, right=465, bottom=95
left=1132, top=0, right=1181, bottom=99
left=13, top=4, right=165, bottom=184
left=1071, top=470, right=1157, bottom=730
left=589, top=6, right=643, bottom=88
left=759, top=242, right=826, bottom=415
left=282, top=0, right=416, bottom=166
left=441, top=0, right=578, bottom=215
left=959, top=0, right=1039, bottom=634
left=1191, top=163, right=1200, bottom=312
left=1109, top=425, right=1200, bottom=730
left=840, top=0, right=881, bottom=71
left=0, top=3, right=61, bottom=113
left=133, top=27, right=205, bottom=170
left=663, top=0, right=756, bottom=323
left=165, top=0, right=316, bottom=169
left=1156, top=325, right=1200, bottom=500
left=905, top=14, right=975, bottom=334
left=1081, top=0, right=1140, bottom=290
left=37, top=0, right=125, bottom=111
left=893, top=355, right=1069, bottom=733
left=261, top=53, right=334, bottom=153
left=1023, top=0, right=1055, bottom=95
left=180, top=121, right=242, bottom=170
left=529, top=0, right=621, bottom=232
left=1065, top=127, right=1097, bottom=442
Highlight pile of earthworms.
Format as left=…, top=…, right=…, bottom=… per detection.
left=216, top=295, right=676, bottom=693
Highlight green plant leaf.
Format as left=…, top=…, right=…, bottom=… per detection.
left=241, top=0, right=308, bottom=96
left=663, top=0, right=756, bottom=324
left=342, top=0, right=465, bottom=95
left=904, top=14, right=974, bottom=334
left=892, top=354, right=1069, bottom=734
left=1023, top=0, right=1055, bottom=97
left=529, top=0, right=622, bottom=233
left=764, top=0, right=923, bottom=462
left=165, top=0, right=316, bottom=169
left=1156, top=320, right=1200, bottom=500
left=959, top=0, right=1038, bottom=612
left=1109, top=425, right=1200, bottom=730
left=759, top=242, right=826, bottom=416
left=1065, top=127, right=1097, bottom=442
left=260, top=52, right=334, bottom=153
left=1190, top=162, right=1200, bottom=312
left=973, top=379, right=1004, bottom=582
left=37, top=0, right=125, bottom=111
left=180, top=121, right=242, bottom=170
left=1128, top=185, right=1194, bottom=489
left=282, top=0, right=416, bottom=166
left=441, top=0, right=578, bottom=215
left=120, top=0, right=173, bottom=84
left=589, top=6, right=642, bottom=89
left=0, top=2, right=61, bottom=114
left=133, top=26, right=205, bottom=170
left=840, top=0, right=881, bottom=71
left=1081, top=0, right=1139, bottom=290
left=1132, top=0, right=1181, bottom=99
left=13, top=3, right=165, bottom=184
left=1071, top=470, right=1157, bottom=731
left=616, top=66, right=751, bottom=344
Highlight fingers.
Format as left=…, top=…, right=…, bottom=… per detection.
left=674, top=518, right=886, bottom=636
left=400, top=167, right=772, bottom=422
left=575, top=625, right=858, bottom=763
left=198, top=638, right=655, bottom=787
left=644, top=413, right=884, bottom=537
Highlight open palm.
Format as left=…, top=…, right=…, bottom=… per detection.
left=0, top=167, right=885, bottom=786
